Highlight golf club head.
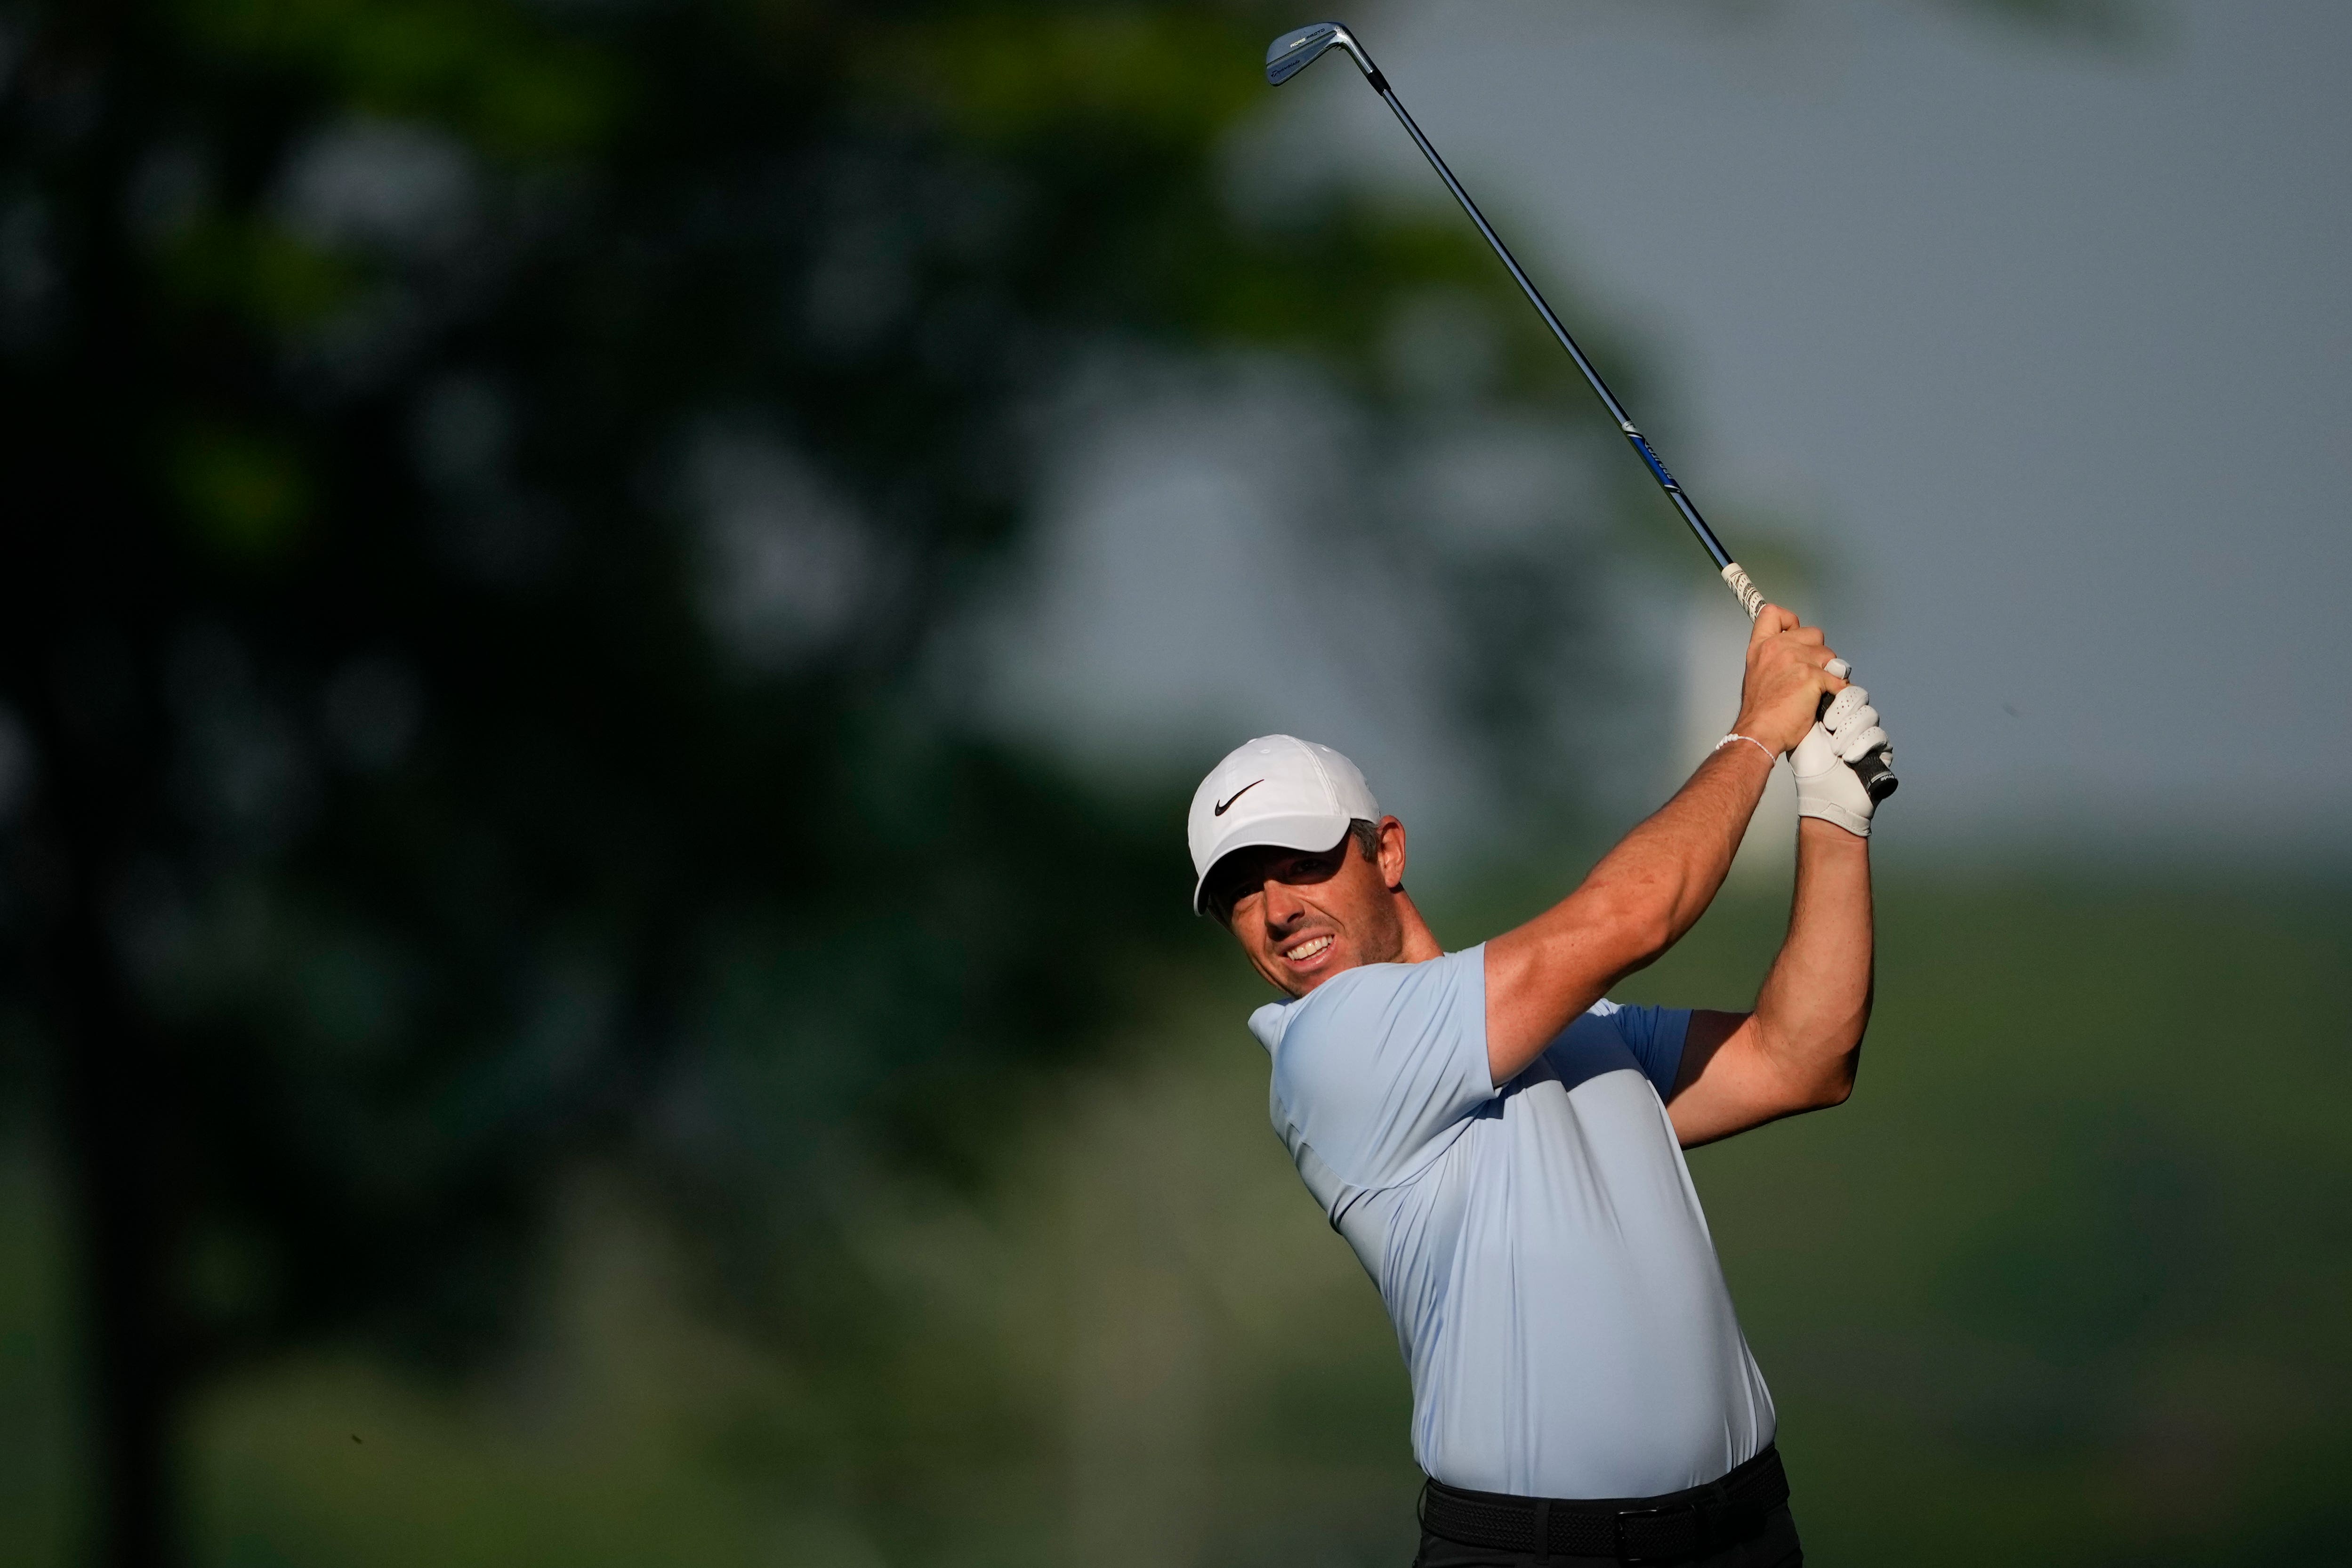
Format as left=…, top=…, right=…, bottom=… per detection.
left=1266, top=22, right=1374, bottom=87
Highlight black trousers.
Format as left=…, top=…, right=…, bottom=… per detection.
left=1411, top=1502, right=1803, bottom=1568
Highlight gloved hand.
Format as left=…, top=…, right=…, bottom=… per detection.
left=1791, top=674, right=1892, bottom=838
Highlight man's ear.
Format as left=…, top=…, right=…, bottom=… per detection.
left=1377, top=816, right=1408, bottom=890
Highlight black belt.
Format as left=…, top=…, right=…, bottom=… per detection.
left=1418, top=1446, right=1789, bottom=1564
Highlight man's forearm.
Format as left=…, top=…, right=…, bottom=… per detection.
left=1484, top=744, right=1772, bottom=1077
left=1509, top=744, right=1769, bottom=985
left=1750, top=817, right=1874, bottom=1104
left=1485, top=603, right=1847, bottom=1080
left=1585, top=742, right=1774, bottom=955
left=1486, top=748, right=1768, bottom=1086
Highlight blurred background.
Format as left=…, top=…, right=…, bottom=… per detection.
left=0, top=0, right=2345, bottom=1564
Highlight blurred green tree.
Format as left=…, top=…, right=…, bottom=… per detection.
left=0, top=0, right=2120, bottom=1562
left=0, top=1, right=1642, bottom=1561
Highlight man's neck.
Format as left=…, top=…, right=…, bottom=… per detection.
left=1395, top=893, right=1444, bottom=964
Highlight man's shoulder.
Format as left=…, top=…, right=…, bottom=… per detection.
left=1258, top=946, right=1497, bottom=1191
left=1257, top=945, right=1484, bottom=1052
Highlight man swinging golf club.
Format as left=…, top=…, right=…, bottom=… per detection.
left=1190, top=605, right=1888, bottom=1568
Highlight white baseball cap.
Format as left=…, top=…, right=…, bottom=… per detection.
left=1187, top=734, right=1380, bottom=915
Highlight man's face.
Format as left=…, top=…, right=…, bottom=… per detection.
left=1206, top=819, right=1408, bottom=998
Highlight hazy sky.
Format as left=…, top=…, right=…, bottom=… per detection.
left=983, top=0, right=2349, bottom=863
left=1344, top=0, right=2352, bottom=850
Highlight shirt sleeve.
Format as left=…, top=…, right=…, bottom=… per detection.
left=1269, top=946, right=1496, bottom=1189
left=1606, top=1003, right=1693, bottom=1099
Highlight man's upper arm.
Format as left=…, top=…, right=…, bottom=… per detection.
left=1484, top=903, right=1647, bottom=1086
left=1663, top=1008, right=1821, bottom=1148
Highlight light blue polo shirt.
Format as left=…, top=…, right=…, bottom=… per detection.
left=1250, top=943, right=1775, bottom=1500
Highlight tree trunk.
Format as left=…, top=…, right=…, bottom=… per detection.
left=40, top=685, right=185, bottom=1568
left=52, top=876, right=183, bottom=1568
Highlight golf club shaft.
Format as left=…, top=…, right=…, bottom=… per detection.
left=1372, top=87, right=1734, bottom=578
left=1364, top=72, right=1896, bottom=801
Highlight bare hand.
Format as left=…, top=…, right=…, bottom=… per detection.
left=1732, top=604, right=1846, bottom=756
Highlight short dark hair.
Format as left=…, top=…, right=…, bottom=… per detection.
left=1349, top=818, right=1380, bottom=861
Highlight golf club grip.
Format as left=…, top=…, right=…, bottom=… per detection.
left=1853, top=748, right=1899, bottom=803
left=1807, top=688, right=1900, bottom=803
left=1744, top=563, right=1895, bottom=806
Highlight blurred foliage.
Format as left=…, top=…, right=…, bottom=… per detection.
left=1693, top=0, right=2146, bottom=43
left=1624, top=872, right=2352, bottom=1565
left=0, top=0, right=1647, bottom=1559
left=3, top=870, right=2346, bottom=1566
left=1947, top=0, right=2143, bottom=44
left=0, top=0, right=2163, bottom=1561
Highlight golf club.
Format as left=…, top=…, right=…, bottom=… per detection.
left=1266, top=22, right=1897, bottom=804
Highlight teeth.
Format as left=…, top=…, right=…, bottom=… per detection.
left=1284, top=934, right=1334, bottom=962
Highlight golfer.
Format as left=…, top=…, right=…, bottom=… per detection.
left=1188, top=605, right=1889, bottom=1568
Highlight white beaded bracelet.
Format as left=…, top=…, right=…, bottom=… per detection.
left=1716, top=732, right=1776, bottom=764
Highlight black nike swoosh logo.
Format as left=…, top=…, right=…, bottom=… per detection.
left=1213, top=780, right=1265, bottom=816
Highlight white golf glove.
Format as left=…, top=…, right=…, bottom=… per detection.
left=1791, top=676, right=1892, bottom=838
